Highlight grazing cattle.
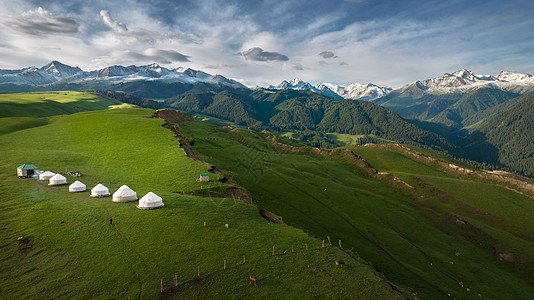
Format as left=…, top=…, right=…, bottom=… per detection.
left=249, top=275, right=258, bottom=286
left=225, top=224, right=229, bottom=228
left=335, top=260, right=345, bottom=266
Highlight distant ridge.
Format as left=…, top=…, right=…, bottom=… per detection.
left=269, top=78, right=392, bottom=101
left=0, top=61, right=245, bottom=88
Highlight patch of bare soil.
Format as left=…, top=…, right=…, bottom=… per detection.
left=152, top=109, right=195, bottom=122
left=159, top=278, right=205, bottom=299
left=18, top=235, right=34, bottom=256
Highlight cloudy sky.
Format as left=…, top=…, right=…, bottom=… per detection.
left=0, top=0, right=533, bottom=87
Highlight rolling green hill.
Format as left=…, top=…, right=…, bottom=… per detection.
left=178, top=118, right=534, bottom=299
left=0, top=106, right=402, bottom=299
left=0, top=91, right=121, bottom=118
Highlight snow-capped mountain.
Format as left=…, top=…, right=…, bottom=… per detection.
left=276, top=78, right=316, bottom=91
left=410, top=69, right=534, bottom=92
left=0, top=61, right=245, bottom=87
left=495, top=71, right=534, bottom=83
left=323, top=82, right=392, bottom=101
left=41, top=61, right=83, bottom=79
left=271, top=78, right=391, bottom=101
left=273, top=78, right=343, bottom=99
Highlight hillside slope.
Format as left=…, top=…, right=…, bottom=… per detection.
left=472, top=91, right=534, bottom=176
left=0, top=107, right=401, bottom=299
left=179, top=120, right=534, bottom=300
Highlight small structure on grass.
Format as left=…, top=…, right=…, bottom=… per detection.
left=137, top=192, right=164, bottom=210
left=112, top=185, right=137, bottom=202
left=91, top=184, right=110, bottom=198
left=17, top=163, right=40, bottom=178
left=69, top=181, right=86, bottom=192
left=199, top=173, right=209, bottom=182
left=48, top=174, right=67, bottom=186
left=39, top=171, right=56, bottom=181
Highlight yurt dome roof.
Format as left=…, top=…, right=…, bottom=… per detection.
left=91, top=183, right=108, bottom=192
left=50, top=174, right=66, bottom=181
left=140, top=192, right=161, bottom=203
left=70, top=181, right=86, bottom=188
left=40, top=171, right=55, bottom=177
left=138, top=192, right=164, bottom=209
left=114, top=185, right=136, bottom=197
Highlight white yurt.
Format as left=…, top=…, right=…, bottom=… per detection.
left=90, top=184, right=110, bottom=197
left=48, top=174, right=67, bottom=186
left=137, top=192, right=164, bottom=210
left=39, top=171, right=56, bottom=181
left=69, top=181, right=86, bottom=192
left=112, top=185, right=138, bottom=203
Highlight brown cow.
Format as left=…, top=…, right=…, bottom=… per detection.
left=336, top=260, right=345, bottom=266
left=249, top=275, right=258, bottom=286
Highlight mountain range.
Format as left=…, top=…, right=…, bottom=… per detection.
left=263, top=69, right=534, bottom=101
left=0, top=61, right=245, bottom=87
left=267, top=78, right=393, bottom=101
left=0, top=61, right=395, bottom=101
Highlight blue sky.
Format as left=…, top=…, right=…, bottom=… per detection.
left=0, top=0, right=533, bottom=87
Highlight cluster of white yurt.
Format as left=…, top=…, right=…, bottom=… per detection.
left=69, top=181, right=86, bottom=192
left=39, top=171, right=55, bottom=181
left=91, top=184, right=110, bottom=198
left=48, top=174, right=67, bottom=186
left=28, top=166, right=165, bottom=210
left=112, top=185, right=137, bottom=202
left=137, top=192, right=164, bottom=210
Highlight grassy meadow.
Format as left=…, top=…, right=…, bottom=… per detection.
left=0, top=97, right=400, bottom=299
left=180, top=122, right=534, bottom=299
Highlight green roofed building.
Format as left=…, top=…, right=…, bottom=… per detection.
left=17, top=163, right=40, bottom=178
left=199, top=173, right=210, bottom=182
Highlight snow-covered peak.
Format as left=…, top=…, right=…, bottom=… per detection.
left=320, top=82, right=392, bottom=101
left=277, top=78, right=314, bottom=90
left=272, top=79, right=340, bottom=98
left=0, top=62, right=245, bottom=87
left=40, top=60, right=83, bottom=78
left=322, top=83, right=345, bottom=94
left=271, top=78, right=389, bottom=100
left=496, top=71, right=534, bottom=83
left=412, top=69, right=534, bottom=92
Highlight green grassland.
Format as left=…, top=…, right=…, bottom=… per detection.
left=0, top=106, right=400, bottom=299
left=0, top=91, right=121, bottom=118
left=180, top=122, right=534, bottom=299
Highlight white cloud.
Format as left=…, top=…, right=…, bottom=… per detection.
left=92, top=48, right=190, bottom=66
left=240, top=47, right=289, bottom=62
left=4, top=7, right=79, bottom=36
left=282, top=62, right=303, bottom=70
left=100, top=10, right=127, bottom=33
